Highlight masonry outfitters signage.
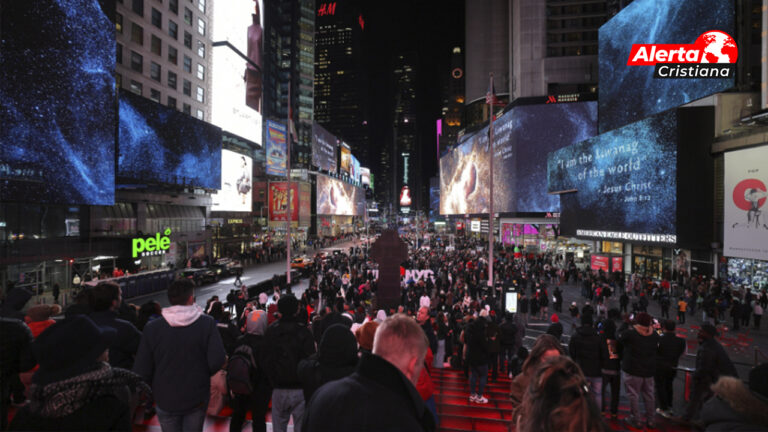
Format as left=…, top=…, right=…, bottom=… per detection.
left=133, top=229, right=172, bottom=258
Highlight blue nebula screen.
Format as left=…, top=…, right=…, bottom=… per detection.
left=599, top=0, right=734, bottom=132
left=0, top=0, right=116, bottom=205
left=548, top=110, right=678, bottom=236
left=503, top=102, right=598, bottom=213
left=118, top=90, right=221, bottom=189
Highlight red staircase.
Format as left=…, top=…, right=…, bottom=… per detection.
left=432, top=367, right=512, bottom=432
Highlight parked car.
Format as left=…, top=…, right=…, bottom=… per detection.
left=179, top=268, right=218, bottom=286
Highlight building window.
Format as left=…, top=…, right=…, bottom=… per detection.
left=196, top=109, right=204, bottom=120
left=168, top=46, right=178, bottom=64
left=131, top=23, right=144, bottom=45
left=132, top=0, right=144, bottom=16
left=151, top=8, right=162, bottom=28
left=183, top=79, right=191, bottom=96
left=116, top=13, right=123, bottom=33
left=196, top=63, right=204, bottom=80
left=150, top=88, right=161, bottom=102
left=168, top=20, right=178, bottom=39
left=151, top=35, right=161, bottom=55
left=196, top=86, right=204, bottom=102
left=197, top=0, right=205, bottom=13
left=168, top=96, right=177, bottom=108
left=183, top=103, right=191, bottom=115
left=168, top=71, right=177, bottom=89
left=130, top=80, right=143, bottom=95
left=183, top=31, right=192, bottom=49
left=197, top=17, right=205, bottom=36
left=169, top=0, right=178, bottom=14
left=183, top=55, right=192, bottom=73
left=150, top=62, right=161, bottom=81
left=116, top=43, right=123, bottom=64
left=196, top=40, right=205, bottom=58
left=130, top=51, right=143, bottom=72
left=184, top=7, right=192, bottom=25
left=116, top=73, right=122, bottom=88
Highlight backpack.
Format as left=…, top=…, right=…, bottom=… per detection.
left=227, top=344, right=258, bottom=395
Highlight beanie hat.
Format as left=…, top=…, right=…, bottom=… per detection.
left=355, top=321, right=379, bottom=352
left=26, top=304, right=62, bottom=322
left=635, top=312, right=652, bottom=327
left=550, top=313, right=559, bottom=323
left=245, top=309, right=268, bottom=336
left=277, top=295, right=299, bottom=317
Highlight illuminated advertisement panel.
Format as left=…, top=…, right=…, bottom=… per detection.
left=212, top=149, right=252, bottom=212
left=724, top=145, right=768, bottom=261
left=265, top=120, right=287, bottom=177
left=1, top=0, right=115, bottom=205
left=211, top=0, right=264, bottom=145
left=316, top=175, right=365, bottom=216
left=268, top=181, right=297, bottom=222
left=360, top=167, right=371, bottom=187
left=299, top=182, right=311, bottom=226
left=312, top=123, right=338, bottom=173
left=350, top=155, right=361, bottom=183
left=340, top=145, right=351, bottom=177
left=598, top=0, right=735, bottom=132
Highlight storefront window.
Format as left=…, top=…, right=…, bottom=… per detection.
left=601, top=242, right=623, bottom=254
left=727, top=258, right=768, bottom=291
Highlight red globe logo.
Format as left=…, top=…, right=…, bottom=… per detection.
left=732, top=178, right=767, bottom=211
left=696, top=30, right=738, bottom=64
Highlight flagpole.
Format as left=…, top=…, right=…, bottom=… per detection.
left=286, top=83, right=292, bottom=286
left=488, top=73, right=495, bottom=292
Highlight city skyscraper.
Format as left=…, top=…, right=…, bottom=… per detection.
left=439, top=46, right=465, bottom=158
left=390, top=51, right=418, bottom=212
left=314, top=0, right=370, bottom=167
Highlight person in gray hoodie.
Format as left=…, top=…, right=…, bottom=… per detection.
left=133, top=279, right=226, bottom=432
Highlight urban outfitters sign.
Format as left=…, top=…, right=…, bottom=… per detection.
left=132, top=228, right=172, bottom=258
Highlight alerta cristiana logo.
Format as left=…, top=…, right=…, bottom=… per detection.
left=627, top=30, right=738, bottom=78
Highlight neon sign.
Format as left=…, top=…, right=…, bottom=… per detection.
left=318, top=2, right=336, bottom=16
left=132, top=228, right=172, bottom=258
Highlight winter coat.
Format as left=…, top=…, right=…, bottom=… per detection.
left=702, top=376, right=768, bottom=431
left=90, top=310, right=141, bottom=370
left=618, top=323, right=659, bottom=377
left=499, top=320, right=517, bottom=348
left=656, top=332, right=686, bottom=372
left=694, top=337, right=738, bottom=386
left=297, top=324, right=358, bottom=402
left=569, top=325, right=603, bottom=377
left=486, top=321, right=501, bottom=354
left=465, top=318, right=489, bottom=367
left=546, top=322, right=564, bottom=341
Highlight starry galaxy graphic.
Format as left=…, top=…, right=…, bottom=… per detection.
left=598, top=0, right=734, bottom=133
left=548, top=110, right=678, bottom=236
left=0, top=0, right=116, bottom=205
left=118, top=90, right=222, bottom=190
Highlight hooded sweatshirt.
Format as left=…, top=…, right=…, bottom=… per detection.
left=297, top=324, right=358, bottom=401
left=618, top=323, right=659, bottom=377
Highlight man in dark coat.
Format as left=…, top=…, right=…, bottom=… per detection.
left=0, top=317, right=35, bottom=430
left=499, top=314, right=517, bottom=374
left=682, top=323, right=738, bottom=423
left=655, top=320, right=686, bottom=416
left=618, top=312, right=660, bottom=429
left=89, top=281, right=142, bottom=369
left=569, top=313, right=603, bottom=411
left=466, top=311, right=490, bottom=404
left=301, top=314, right=435, bottom=432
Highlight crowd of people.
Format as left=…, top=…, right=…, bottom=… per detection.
left=1, top=232, right=767, bottom=432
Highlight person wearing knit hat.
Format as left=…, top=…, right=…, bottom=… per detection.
left=701, top=363, right=768, bottom=430
left=545, top=313, right=563, bottom=341
left=229, top=308, right=272, bottom=432
left=618, top=311, right=660, bottom=429
left=10, top=316, right=151, bottom=431
left=298, top=324, right=358, bottom=402
left=356, top=321, right=379, bottom=354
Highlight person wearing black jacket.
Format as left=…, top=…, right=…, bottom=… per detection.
left=229, top=310, right=272, bottom=432
left=263, top=295, right=316, bottom=432
left=0, top=317, right=35, bottom=430
left=499, top=314, right=517, bottom=374
left=599, top=310, right=621, bottom=419
left=89, top=282, right=142, bottom=370
left=655, top=320, right=686, bottom=417
left=618, top=312, right=660, bottom=429
left=545, top=314, right=563, bottom=341
left=518, top=295, right=529, bottom=324
left=466, top=312, right=490, bottom=404
left=569, top=314, right=603, bottom=411
left=297, top=324, right=358, bottom=403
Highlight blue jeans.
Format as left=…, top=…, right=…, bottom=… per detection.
left=271, top=388, right=305, bottom=432
left=469, top=364, right=488, bottom=396
left=586, top=376, right=603, bottom=412
left=156, top=404, right=207, bottom=432
left=623, top=372, right=655, bottom=423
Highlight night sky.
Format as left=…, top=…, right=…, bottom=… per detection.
left=360, top=0, right=465, bottom=191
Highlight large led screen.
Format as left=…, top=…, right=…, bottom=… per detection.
left=316, top=175, right=365, bottom=216
left=265, top=120, right=287, bottom=177
left=0, top=0, right=115, bottom=205
left=212, top=149, right=252, bottom=212
left=118, top=90, right=222, bottom=189
left=350, top=155, right=361, bottom=183
left=599, top=0, right=735, bottom=132
left=312, top=123, right=338, bottom=173
left=440, top=102, right=597, bottom=215
left=724, top=146, right=768, bottom=261
left=340, top=145, right=351, bottom=177
left=548, top=111, right=678, bottom=242
left=211, top=0, right=264, bottom=145
left=360, top=168, right=371, bottom=187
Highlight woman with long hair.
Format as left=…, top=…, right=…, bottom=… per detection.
left=516, top=356, right=607, bottom=432
left=509, top=334, right=564, bottom=407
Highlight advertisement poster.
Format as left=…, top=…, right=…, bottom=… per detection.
left=340, top=145, right=351, bottom=177
left=211, top=0, right=264, bottom=145
left=591, top=255, right=610, bottom=273
left=316, top=175, right=365, bottom=216
left=548, top=111, right=678, bottom=243
left=212, top=150, right=252, bottom=212
left=268, top=182, right=297, bottom=222
left=724, top=145, right=768, bottom=261
left=266, top=120, right=287, bottom=177
left=299, top=182, right=311, bottom=226
left=311, top=123, right=337, bottom=173
left=360, top=167, right=371, bottom=187
left=673, top=249, right=692, bottom=277
left=611, top=256, right=623, bottom=273
left=351, top=155, right=361, bottom=183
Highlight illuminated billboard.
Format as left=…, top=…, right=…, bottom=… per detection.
left=350, top=154, right=361, bottom=183
left=211, top=0, right=264, bottom=145
left=724, top=146, right=768, bottom=261
left=212, top=149, right=252, bottom=212
left=269, top=181, right=297, bottom=222
left=400, top=186, right=412, bottom=207
left=1, top=0, right=115, bottom=205
left=340, top=145, right=351, bottom=177
left=598, top=0, right=735, bottom=132
left=360, top=167, right=371, bottom=187
left=266, top=120, right=287, bottom=177
left=312, top=123, right=338, bottom=173
left=316, top=175, right=365, bottom=216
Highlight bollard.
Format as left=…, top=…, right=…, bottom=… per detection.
left=684, top=370, right=691, bottom=402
